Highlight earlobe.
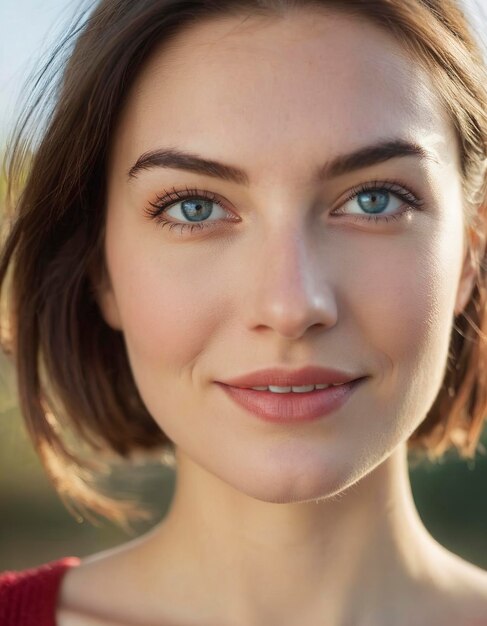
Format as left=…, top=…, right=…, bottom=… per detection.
left=97, top=283, right=123, bottom=330
left=454, top=264, right=476, bottom=317
left=456, top=205, right=487, bottom=317
left=90, top=263, right=123, bottom=330
left=454, top=233, right=480, bottom=318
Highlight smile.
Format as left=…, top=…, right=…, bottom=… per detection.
left=248, top=384, right=338, bottom=392
left=216, top=378, right=367, bottom=423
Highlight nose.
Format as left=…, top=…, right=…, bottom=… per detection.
left=245, top=226, right=338, bottom=340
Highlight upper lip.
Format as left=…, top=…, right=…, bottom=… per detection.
left=217, top=366, right=365, bottom=388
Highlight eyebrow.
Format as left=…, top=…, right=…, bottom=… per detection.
left=126, top=139, right=437, bottom=184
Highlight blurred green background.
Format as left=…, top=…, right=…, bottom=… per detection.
left=1, top=344, right=486, bottom=572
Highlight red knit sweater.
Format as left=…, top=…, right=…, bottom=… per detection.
left=0, top=557, right=80, bottom=626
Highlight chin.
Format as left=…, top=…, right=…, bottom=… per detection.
left=216, top=451, right=362, bottom=505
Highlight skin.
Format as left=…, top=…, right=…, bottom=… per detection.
left=57, top=8, right=487, bottom=626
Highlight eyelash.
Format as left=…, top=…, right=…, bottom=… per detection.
left=143, top=180, right=425, bottom=235
left=145, top=186, right=230, bottom=236
left=339, top=179, right=425, bottom=222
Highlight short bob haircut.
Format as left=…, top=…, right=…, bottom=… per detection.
left=1, top=0, right=487, bottom=529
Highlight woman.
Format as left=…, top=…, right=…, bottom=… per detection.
left=1, top=0, right=487, bottom=624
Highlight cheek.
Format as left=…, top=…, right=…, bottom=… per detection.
left=111, top=255, right=217, bottom=369
left=344, top=221, right=463, bottom=420
left=104, top=216, right=229, bottom=393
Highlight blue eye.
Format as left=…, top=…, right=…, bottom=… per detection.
left=357, top=190, right=390, bottom=213
left=342, top=189, right=401, bottom=216
left=145, top=186, right=236, bottom=234
left=144, top=180, right=425, bottom=236
left=169, top=198, right=220, bottom=222
left=336, top=181, right=424, bottom=223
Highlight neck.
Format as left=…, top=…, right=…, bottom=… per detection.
left=137, top=444, right=441, bottom=626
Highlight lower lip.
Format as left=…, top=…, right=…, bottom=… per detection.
left=216, top=378, right=366, bottom=423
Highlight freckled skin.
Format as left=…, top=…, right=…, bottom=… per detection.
left=71, top=8, right=487, bottom=626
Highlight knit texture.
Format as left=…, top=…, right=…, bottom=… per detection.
left=0, top=557, right=80, bottom=626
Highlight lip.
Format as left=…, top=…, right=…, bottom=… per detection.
left=216, top=377, right=367, bottom=423
left=217, top=365, right=363, bottom=388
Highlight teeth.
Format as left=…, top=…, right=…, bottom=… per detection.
left=249, top=384, right=334, bottom=392
left=291, top=385, right=316, bottom=393
left=268, top=385, right=292, bottom=393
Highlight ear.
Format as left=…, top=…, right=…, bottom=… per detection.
left=454, top=222, right=484, bottom=317
left=454, top=252, right=476, bottom=317
left=90, top=261, right=123, bottom=331
left=97, top=282, right=123, bottom=330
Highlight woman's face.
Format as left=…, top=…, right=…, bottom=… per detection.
left=101, top=9, right=475, bottom=501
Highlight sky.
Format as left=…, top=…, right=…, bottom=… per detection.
left=0, top=0, right=486, bottom=144
left=0, top=0, right=90, bottom=144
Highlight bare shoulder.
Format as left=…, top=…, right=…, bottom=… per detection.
left=392, top=538, right=487, bottom=626
left=56, top=546, right=141, bottom=626
left=56, top=608, right=125, bottom=626
left=55, top=539, right=184, bottom=626
left=436, top=552, right=487, bottom=625
left=459, top=564, right=487, bottom=622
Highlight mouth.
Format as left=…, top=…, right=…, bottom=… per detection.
left=218, top=365, right=365, bottom=389
left=237, top=382, right=347, bottom=393
left=216, top=377, right=367, bottom=423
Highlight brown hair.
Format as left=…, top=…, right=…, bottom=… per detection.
left=1, top=0, right=486, bottom=529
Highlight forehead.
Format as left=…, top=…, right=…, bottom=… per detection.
left=111, top=8, right=455, bottom=183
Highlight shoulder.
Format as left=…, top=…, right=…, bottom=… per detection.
left=431, top=551, right=487, bottom=626
left=0, top=557, right=80, bottom=626
left=457, top=565, right=487, bottom=625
